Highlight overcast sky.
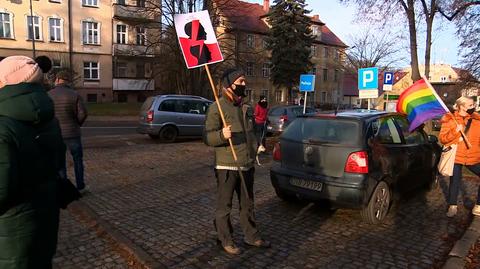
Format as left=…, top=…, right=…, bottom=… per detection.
left=247, top=0, right=461, bottom=67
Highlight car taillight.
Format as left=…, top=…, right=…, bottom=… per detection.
left=273, top=142, right=281, bottom=161
left=146, top=110, right=154, bottom=123
left=345, top=151, right=368, bottom=174
left=280, top=115, right=288, bottom=123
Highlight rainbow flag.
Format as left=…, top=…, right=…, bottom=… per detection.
left=396, top=78, right=449, bottom=131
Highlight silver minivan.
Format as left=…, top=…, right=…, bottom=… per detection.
left=137, top=95, right=212, bottom=142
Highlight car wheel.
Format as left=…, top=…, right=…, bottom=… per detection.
left=361, top=181, right=391, bottom=224
left=148, top=134, right=160, bottom=139
left=159, top=125, right=178, bottom=142
left=274, top=188, right=297, bottom=202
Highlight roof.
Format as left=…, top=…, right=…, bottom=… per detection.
left=301, top=110, right=389, bottom=120
left=217, top=0, right=347, bottom=47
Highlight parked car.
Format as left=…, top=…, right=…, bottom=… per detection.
left=137, top=95, right=212, bottom=142
left=270, top=110, right=441, bottom=224
left=267, top=105, right=316, bottom=135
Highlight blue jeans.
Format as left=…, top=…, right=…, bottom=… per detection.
left=60, top=137, right=85, bottom=190
left=448, top=163, right=480, bottom=205
left=255, top=122, right=266, bottom=146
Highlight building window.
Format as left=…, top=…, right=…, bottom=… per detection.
left=334, top=69, right=339, bottom=82
left=262, top=62, right=271, bottom=78
left=136, top=0, right=145, bottom=7
left=261, top=89, right=268, bottom=100
left=117, top=0, right=125, bottom=4
left=323, top=68, right=328, bottom=81
left=311, top=26, right=318, bottom=36
left=52, top=60, right=62, bottom=73
left=246, top=62, right=254, bottom=76
left=311, top=45, right=316, bottom=57
left=27, top=16, right=42, bottom=40
left=116, top=24, right=127, bottom=44
left=0, top=12, right=13, bottom=39
left=321, top=91, right=327, bottom=103
left=116, top=62, right=127, bottom=77
left=335, top=49, right=340, bottom=60
left=136, top=62, right=145, bottom=78
left=87, top=94, right=98, bottom=103
left=310, top=66, right=317, bottom=75
left=441, top=76, right=447, bottom=83
left=118, top=93, right=128, bottom=103
left=275, top=90, right=282, bottom=103
left=82, top=0, right=98, bottom=7
left=246, top=34, right=254, bottom=48
left=49, top=18, right=63, bottom=42
left=324, top=47, right=329, bottom=58
left=84, top=62, right=99, bottom=80
left=136, top=26, right=146, bottom=45
left=82, top=21, right=100, bottom=45
left=245, top=88, right=254, bottom=103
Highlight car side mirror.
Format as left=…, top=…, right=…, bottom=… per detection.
left=428, top=135, right=438, bottom=144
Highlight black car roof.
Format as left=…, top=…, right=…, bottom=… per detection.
left=300, top=109, right=396, bottom=121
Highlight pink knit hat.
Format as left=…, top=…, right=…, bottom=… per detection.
left=0, top=55, right=43, bottom=88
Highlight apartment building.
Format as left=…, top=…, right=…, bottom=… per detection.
left=214, top=0, right=347, bottom=106
left=0, top=0, right=160, bottom=103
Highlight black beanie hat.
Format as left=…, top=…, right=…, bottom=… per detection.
left=221, top=68, right=245, bottom=88
left=35, top=55, right=52, bottom=73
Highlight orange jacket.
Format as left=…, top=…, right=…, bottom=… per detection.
left=439, top=112, right=480, bottom=165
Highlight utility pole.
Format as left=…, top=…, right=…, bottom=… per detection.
left=29, top=0, right=36, bottom=58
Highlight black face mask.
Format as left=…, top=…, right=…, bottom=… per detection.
left=466, top=108, right=475, bottom=115
left=259, top=101, right=268, bottom=108
left=232, top=84, right=246, bottom=97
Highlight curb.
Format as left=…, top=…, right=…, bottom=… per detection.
left=442, top=216, right=480, bottom=269
left=68, top=200, right=165, bottom=269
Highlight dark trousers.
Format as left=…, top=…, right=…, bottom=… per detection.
left=448, top=163, right=480, bottom=205
left=214, top=168, right=259, bottom=247
left=60, top=137, right=85, bottom=190
left=254, top=122, right=266, bottom=146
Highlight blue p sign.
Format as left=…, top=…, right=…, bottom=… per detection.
left=358, top=67, right=379, bottom=90
left=384, top=72, right=394, bottom=85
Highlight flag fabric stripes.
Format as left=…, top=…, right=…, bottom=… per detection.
left=396, top=78, right=449, bottom=131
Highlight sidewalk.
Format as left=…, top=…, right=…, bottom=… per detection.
left=443, top=216, right=480, bottom=269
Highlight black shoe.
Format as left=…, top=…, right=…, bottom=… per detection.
left=244, top=239, right=271, bottom=248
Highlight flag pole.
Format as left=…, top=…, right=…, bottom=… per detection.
left=424, top=77, right=471, bottom=148
left=204, top=64, right=250, bottom=196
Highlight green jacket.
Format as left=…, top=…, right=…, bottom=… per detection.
left=204, top=97, right=257, bottom=169
left=0, top=83, right=65, bottom=269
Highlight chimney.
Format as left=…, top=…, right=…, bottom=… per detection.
left=313, top=14, right=319, bottom=21
left=263, top=0, right=270, bottom=12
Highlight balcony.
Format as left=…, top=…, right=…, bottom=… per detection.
left=113, top=44, right=155, bottom=57
left=113, top=78, right=155, bottom=91
left=113, top=4, right=159, bottom=22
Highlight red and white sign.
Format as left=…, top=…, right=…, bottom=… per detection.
left=174, top=10, right=224, bottom=69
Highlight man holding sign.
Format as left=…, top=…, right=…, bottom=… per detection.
left=204, top=69, right=271, bottom=255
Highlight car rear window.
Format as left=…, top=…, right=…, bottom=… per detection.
left=141, top=97, right=154, bottom=111
left=282, top=118, right=359, bottom=144
left=269, top=107, right=286, bottom=116
left=291, top=107, right=315, bottom=116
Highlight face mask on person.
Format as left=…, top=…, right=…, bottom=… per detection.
left=232, top=84, right=246, bottom=98
left=466, top=108, right=475, bottom=115
left=259, top=101, right=268, bottom=108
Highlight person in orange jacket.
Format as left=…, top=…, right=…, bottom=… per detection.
left=439, top=96, right=480, bottom=217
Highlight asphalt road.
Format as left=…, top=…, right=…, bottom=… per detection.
left=82, top=121, right=138, bottom=137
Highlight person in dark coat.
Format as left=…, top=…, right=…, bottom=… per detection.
left=48, top=70, right=88, bottom=191
left=204, top=68, right=270, bottom=255
left=0, top=55, right=65, bottom=268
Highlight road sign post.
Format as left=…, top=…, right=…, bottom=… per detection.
left=358, top=67, right=379, bottom=110
left=383, top=72, right=394, bottom=111
left=299, top=74, right=315, bottom=114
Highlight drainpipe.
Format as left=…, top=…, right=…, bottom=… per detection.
left=68, top=0, right=73, bottom=81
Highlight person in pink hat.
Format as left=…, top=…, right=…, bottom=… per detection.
left=0, top=55, right=65, bottom=268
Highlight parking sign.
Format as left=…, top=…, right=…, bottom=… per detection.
left=383, top=72, right=394, bottom=92
left=358, top=67, right=379, bottom=98
left=299, top=74, right=315, bottom=92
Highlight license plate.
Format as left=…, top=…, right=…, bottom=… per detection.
left=289, top=178, right=323, bottom=192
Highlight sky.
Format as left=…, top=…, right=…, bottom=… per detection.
left=247, top=0, right=461, bottom=67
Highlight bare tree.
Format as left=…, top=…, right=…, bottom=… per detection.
left=343, top=29, right=405, bottom=74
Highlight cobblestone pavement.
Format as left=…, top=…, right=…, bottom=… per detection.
left=56, top=137, right=478, bottom=268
